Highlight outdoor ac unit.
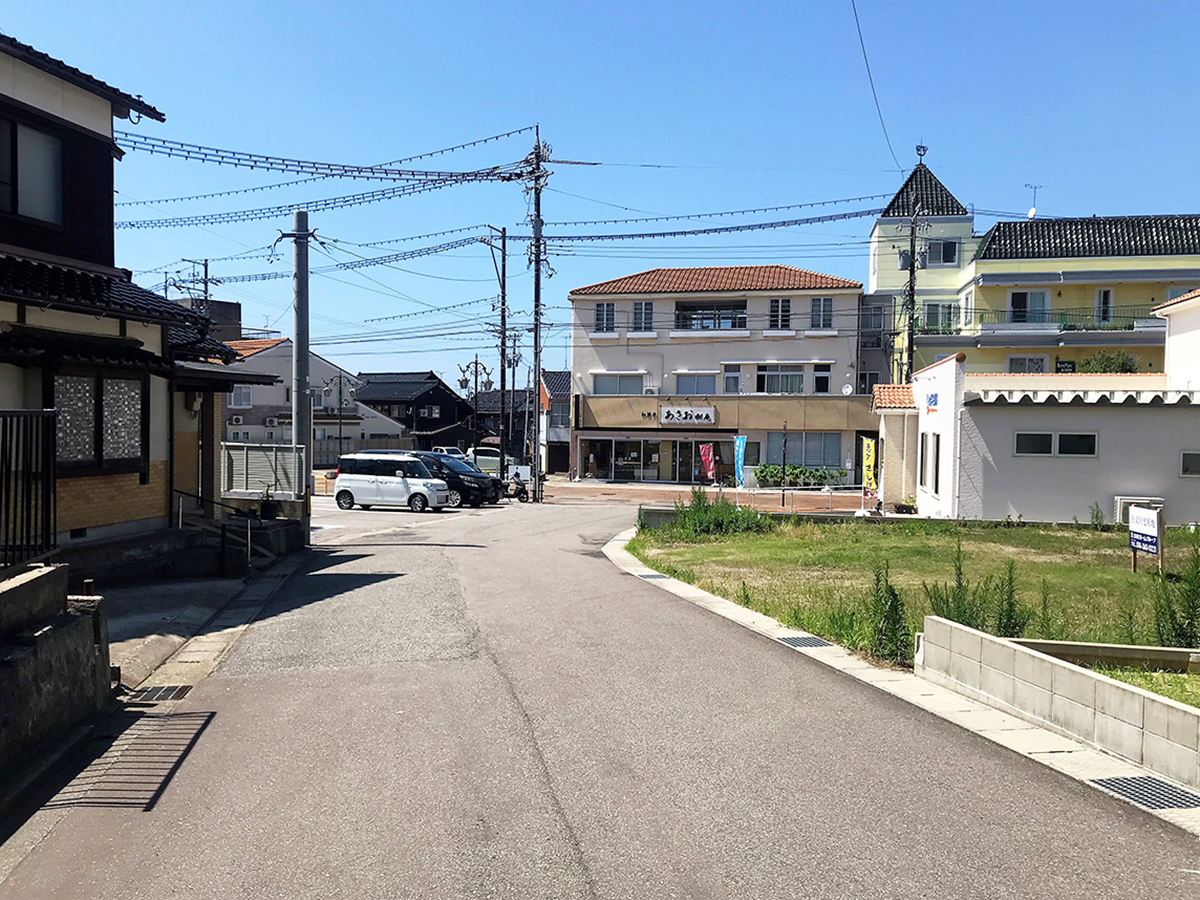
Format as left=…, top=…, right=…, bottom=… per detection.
left=644, top=387, right=659, bottom=395
left=1114, top=496, right=1165, bottom=526
left=229, top=416, right=244, bottom=426
left=265, top=417, right=279, bottom=427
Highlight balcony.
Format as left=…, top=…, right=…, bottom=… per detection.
left=916, top=305, right=1162, bottom=336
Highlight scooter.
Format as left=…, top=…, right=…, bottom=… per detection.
left=510, top=472, right=530, bottom=503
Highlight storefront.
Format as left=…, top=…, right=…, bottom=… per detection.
left=578, top=433, right=762, bottom=483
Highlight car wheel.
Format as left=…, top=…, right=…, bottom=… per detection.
left=336, top=490, right=354, bottom=510
left=409, top=493, right=428, bottom=513
left=469, top=498, right=483, bottom=508
left=489, top=495, right=501, bottom=504
left=447, top=489, right=462, bottom=508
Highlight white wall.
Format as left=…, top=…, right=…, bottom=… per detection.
left=1163, top=300, right=1200, bottom=391
left=912, top=357, right=963, bottom=517
left=0, top=54, right=113, bottom=137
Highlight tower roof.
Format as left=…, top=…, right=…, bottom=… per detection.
left=881, top=163, right=967, bottom=218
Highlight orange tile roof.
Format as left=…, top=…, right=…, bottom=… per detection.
left=225, top=338, right=288, bottom=360
left=1151, top=287, right=1200, bottom=313
left=570, top=265, right=861, bottom=296
left=872, top=384, right=915, bottom=410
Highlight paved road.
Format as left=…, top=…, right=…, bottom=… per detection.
left=4, top=498, right=1200, bottom=898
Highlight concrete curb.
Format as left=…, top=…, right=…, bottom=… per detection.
left=603, top=527, right=1200, bottom=838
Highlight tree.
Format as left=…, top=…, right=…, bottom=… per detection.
left=1077, top=350, right=1139, bottom=373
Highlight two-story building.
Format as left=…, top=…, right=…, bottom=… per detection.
left=354, top=371, right=474, bottom=451
left=540, top=370, right=571, bottom=474
left=568, top=265, right=878, bottom=484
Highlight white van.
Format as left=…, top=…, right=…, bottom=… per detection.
left=334, top=453, right=450, bottom=512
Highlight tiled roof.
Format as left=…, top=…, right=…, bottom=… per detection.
left=354, top=371, right=438, bottom=383
left=1152, top=287, right=1200, bottom=313
left=570, top=265, right=860, bottom=296
left=354, top=379, right=437, bottom=403
left=0, top=251, right=208, bottom=326
left=472, top=388, right=535, bottom=414
left=0, top=32, right=164, bottom=122
left=0, top=324, right=171, bottom=374
left=871, top=384, right=915, bottom=410
left=541, top=369, right=571, bottom=399
left=226, top=338, right=288, bottom=360
left=881, top=164, right=967, bottom=218
left=975, top=216, right=1200, bottom=261
left=170, top=327, right=238, bottom=364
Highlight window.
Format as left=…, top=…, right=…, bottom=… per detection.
left=396, top=459, right=432, bottom=478
left=764, top=432, right=841, bottom=467
left=756, top=364, right=804, bottom=394
left=923, top=303, right=958, bottom=331
left=55, top=374, right=146, bottom=472
left=1008, top=355, right=1049, bottom=374
left=1014, top=433, right=1053, bottom=455
left=926, top=239, right=959, bottom=267
left=674, top=301, right=746, bottom=330
left=1057, top=433, right=1096, bottom=457
left=961, top=291, right=975, bottom=328
left=1096, top=288, right=1114, bottom=324
left=229, top=430, right=249, bottom=441
left=857, top=371, right=882, bottom=394
left=1168, top=287, right=1200, bottom=302
left=420, top=405, right=441, bottom=418
left=314, top=427, right=327, bottom=440
left=861, top=305, right=884, bottom=348
left=723, top=365, right=741, bottom=394
left=632, top=301, right=654, bottom=332
left=593, top=374, right=644, bottom=395
left=675, top=373, right=717, bottom=394
left=0, top=119, right=63, bottom=225
left=932, top=434, right=941, bottom=495
left=227, top=384, right=253, bottom=408
left=1182, top=452, right=1200, bottom=477
left=769, top=298, right=791, bottom=330
left=1009, top=290, right=1049, bottom=323
left=594, top=302, right=615, bottom=333
left=550, top=400, right=570, bottom=428
left=919, top=433, right=928, bottom=486
left=810, top=297, right=833, bottom=330
left=813, top=364, right=831, bottom=394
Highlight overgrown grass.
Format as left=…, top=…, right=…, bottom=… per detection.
left=627, top=516, right=1188, bottom=662
left=1092, top=665, right=1200, bottom=710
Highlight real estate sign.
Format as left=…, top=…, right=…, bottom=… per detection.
left=1129, top=506, right=1160, bottom=555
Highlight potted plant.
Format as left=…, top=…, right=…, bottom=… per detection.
left=258, top=485, right=279, bottom=520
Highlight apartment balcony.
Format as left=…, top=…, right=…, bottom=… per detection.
left=917, top=305, right=1163, bottom=337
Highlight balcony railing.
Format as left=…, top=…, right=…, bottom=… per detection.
left=916, top=305, right=1159, bottom=336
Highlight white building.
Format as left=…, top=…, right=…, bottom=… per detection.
left=568, top=266, right=878, bottom=483
left=874, top=288, right=1200, bottom=524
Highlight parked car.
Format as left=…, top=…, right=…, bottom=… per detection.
left=432, top=446, right=467, bottom=460
left=409, top=451, right=490, bottom=508
left=334, top=454, right=449, bottom=512
left=465, top=447, right=513, bottom=475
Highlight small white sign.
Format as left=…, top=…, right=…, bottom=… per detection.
left=1129, top=506, right=1161, bottom=555
left=660, top=406, right=716, bottom=425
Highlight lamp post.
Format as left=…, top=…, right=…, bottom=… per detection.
left=458, top=355, right=493, bottom=455
left=322, top=373, right=356, bottom=457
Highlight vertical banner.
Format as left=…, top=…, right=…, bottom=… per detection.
left=862, top=437, right=877, bottom=492
left=700, top=443, right=715, bottom=482
left=734, top=435, right=747, bottom=487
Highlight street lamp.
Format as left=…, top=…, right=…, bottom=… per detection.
left=322, top=374, right=356, bottom=454
left=458, top=355, right=493, bottom=456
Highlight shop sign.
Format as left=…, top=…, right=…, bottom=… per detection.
left=661, top=405, right=715, bottom=425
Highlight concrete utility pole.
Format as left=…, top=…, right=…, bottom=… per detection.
left=529, top=128, right=549, bottom=502
left=904, top=205, right=919, bottom=383
left=284, top=209, right=314, bottom=542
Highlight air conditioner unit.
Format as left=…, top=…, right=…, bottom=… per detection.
left=229, top=416, right=244, bottom=426
left=644, top=387, right=659, bottom=395
left=1114, top=496, right=1165, bottom=526
left=265, top=417, right=279, bottom=427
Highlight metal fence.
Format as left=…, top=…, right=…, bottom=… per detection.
left=221, top=443, right=306, bottom=498
left=0, top=410, right=56, bottom=570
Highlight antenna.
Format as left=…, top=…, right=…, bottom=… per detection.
left=1024, top=183, right=1044, bottom=219
left=916, top=144, right=928, bottom=162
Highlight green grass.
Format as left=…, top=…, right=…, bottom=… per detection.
left=627, top=519, right=1180, bottom=650
left=1093, top=666, right=1200, bottom=710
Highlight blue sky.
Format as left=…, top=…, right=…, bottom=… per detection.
left=8, top=1, right=1200, bottom=386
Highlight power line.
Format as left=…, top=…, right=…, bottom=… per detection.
left=849, top=0, right=902, bottom=171
left=528, top=208, right=884, bottom=241
left=544, top=194, right=892, bottom=227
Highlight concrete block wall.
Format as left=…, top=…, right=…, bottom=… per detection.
left=918, top=615, right=1200, bottom=789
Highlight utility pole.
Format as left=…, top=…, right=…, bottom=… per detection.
left=904, top=204, right=919, bottom=383
left=283, top=209, right=314, bottom=543
left=485, top=226, right=508, bottom=480
left=528, top=128, right=549, bottom=502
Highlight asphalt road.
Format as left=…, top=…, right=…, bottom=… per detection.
left=4, top=497, right=1200, bottom=898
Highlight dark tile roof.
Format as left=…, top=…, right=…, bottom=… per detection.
left=0, top=324, right=171, bottom=373
left=354, top=379, right=437, bottom=403
left=169, top=327, right=238, bottom=364
left=571, top=265, right=860, bottom=295
left=354, top=371, right=438, bottom=384
left=974, top=216, right=1200, bottom=261
left=541, top=369, right=571, bottom=399
left=0, top=251, right=208, bottom=327
left=0, top=32, right=164, bottom=122
left=881, top=164, right=967, bottom=218
left=472, top=388, right=535, bottom=414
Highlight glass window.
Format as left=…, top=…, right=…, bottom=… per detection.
left=633, top=301, right=654, bottom=332
left=924, top=303, right=958, bottom=331
left=593, top=374, right=643, bottom=395
left=810, top=297, right=833, bottom=329
left=933, top=434, right=941, bottom=494
left=813, top=364, right=831, bottom=395
left=927, top=239, right=959, bottom=266
left=919, top=433, right=928, bottom=486
left=228, top=384, right=253, bottom=408
left=676, top=373, right=716, bottom=394
left=724, top=365, right=741, bottom=394
left=397, top=459, right=431, bottom=477
left=0, top=119, right=11, bottom=214
left=102, top=378, right=142, bottom=460
left=56, top=375, right=95, bottom=463
left=1008, top=356, right=1048, bottom=374
left=550, top=400, right=570, bottom=428
left=1010, top=291, right=1049, bottom=323
left=769, top=298, right=791, bottom=330
left=594, top=302, right=615, bottom=333
left=55, top=374, right=145, bottom=468
left=674, top=301, right=746, bottom=330
left=756, top=364, right=804, bottom=394
left=4, top=123, right=63, bottom=225
left=1057, top=433, right=1096, bottom=457
left=1096, top=288, right=1114, bottom=323
left=1183, top=452, right=1200, bottom=477
left=1015, top=433, right=1053, bottom=456
left=858, top=371, right=882, bottom=394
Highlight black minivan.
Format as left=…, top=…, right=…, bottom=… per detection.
left=410, top=451, right=490, bottom=508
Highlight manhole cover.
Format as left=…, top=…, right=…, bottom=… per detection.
left=1092, top=776, right=1200, bottom=809
left=128, top=685, right=192, bottom=703
left=779, top=635, right=832, bottom=649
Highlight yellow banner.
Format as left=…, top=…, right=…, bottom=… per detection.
left=862, top=438, right=877, bottom=491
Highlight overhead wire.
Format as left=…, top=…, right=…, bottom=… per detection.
left=849, top=0, right=902, bottom=170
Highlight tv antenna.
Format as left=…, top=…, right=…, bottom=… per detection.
left=1024, top=183, right=1045, bottom=219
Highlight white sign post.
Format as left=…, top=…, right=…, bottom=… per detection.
left=1128, top=505, right=1162, bottom=574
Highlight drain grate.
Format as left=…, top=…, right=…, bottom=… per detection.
left=129, top=685, right=192, bottom=703
left=779, top=635, right=832, bottom=649
left=1091, top=776, right=1200, bottom=810
left=639, top=573, right=668, bottom=579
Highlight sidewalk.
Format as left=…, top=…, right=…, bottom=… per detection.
left=542, top=477, right=867, bottom=512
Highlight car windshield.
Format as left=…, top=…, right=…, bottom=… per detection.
left=433, top=455, right=480, bottom=475
left=395, top=459, right=431, bottom=478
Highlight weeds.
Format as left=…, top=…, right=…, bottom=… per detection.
left=660, top=486, right=775, bottom=540
left=738, top=580, right=753, bottom=607
left=867, top=562, right=912, bottom=664
left=1089, top=501, right=1107, bottom=531
left=1153, top=533, right=1200, bottom=647
left=923, top=539, right=986, bottom=631
left=991, top=559, right=1033, bottom=638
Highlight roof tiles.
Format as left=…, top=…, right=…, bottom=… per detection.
left=1152, top=287, right=1200, bottom=313
left=570, top=265, right=860, bottom=296
left=881, top=164, right=967, bottom=218
left=871, top=384, right=915, bottom=410
left=226, top=338, right=288, bottom=360
left=975, top=215, right=1200, bottom=261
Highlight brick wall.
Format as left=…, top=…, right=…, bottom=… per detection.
left=57, top=461, right=168, bottom=532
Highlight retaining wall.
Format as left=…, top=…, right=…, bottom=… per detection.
left=917, top=616, right=1200, bottom=789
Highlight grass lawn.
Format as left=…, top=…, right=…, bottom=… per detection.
left=1093, top=666, right=1200, bottom=710
left=627, top=518, right=1181, bottom=648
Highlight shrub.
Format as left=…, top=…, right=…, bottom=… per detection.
left=867, top=562, right=912, bottom=664
left=662, top=486, right=776, bottom=540
left=1154, top=534, right=1200, bottom=648
left=1078, top=349, right=1139, bottom=373
left=1089, top=501, right=1106, bottom=531
left=991, top=559, right=1033, bottom=638
left=922, top=539, right=987, bottom=631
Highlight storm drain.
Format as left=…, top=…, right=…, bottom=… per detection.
left=779, top=635, right=832, bottom=649
left=128, top=685, right=192, bottom=703
left=1091, top=776, right=1200, bottom=810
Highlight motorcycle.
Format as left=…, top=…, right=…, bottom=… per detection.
left=510, top=472, right=530, bottom=503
